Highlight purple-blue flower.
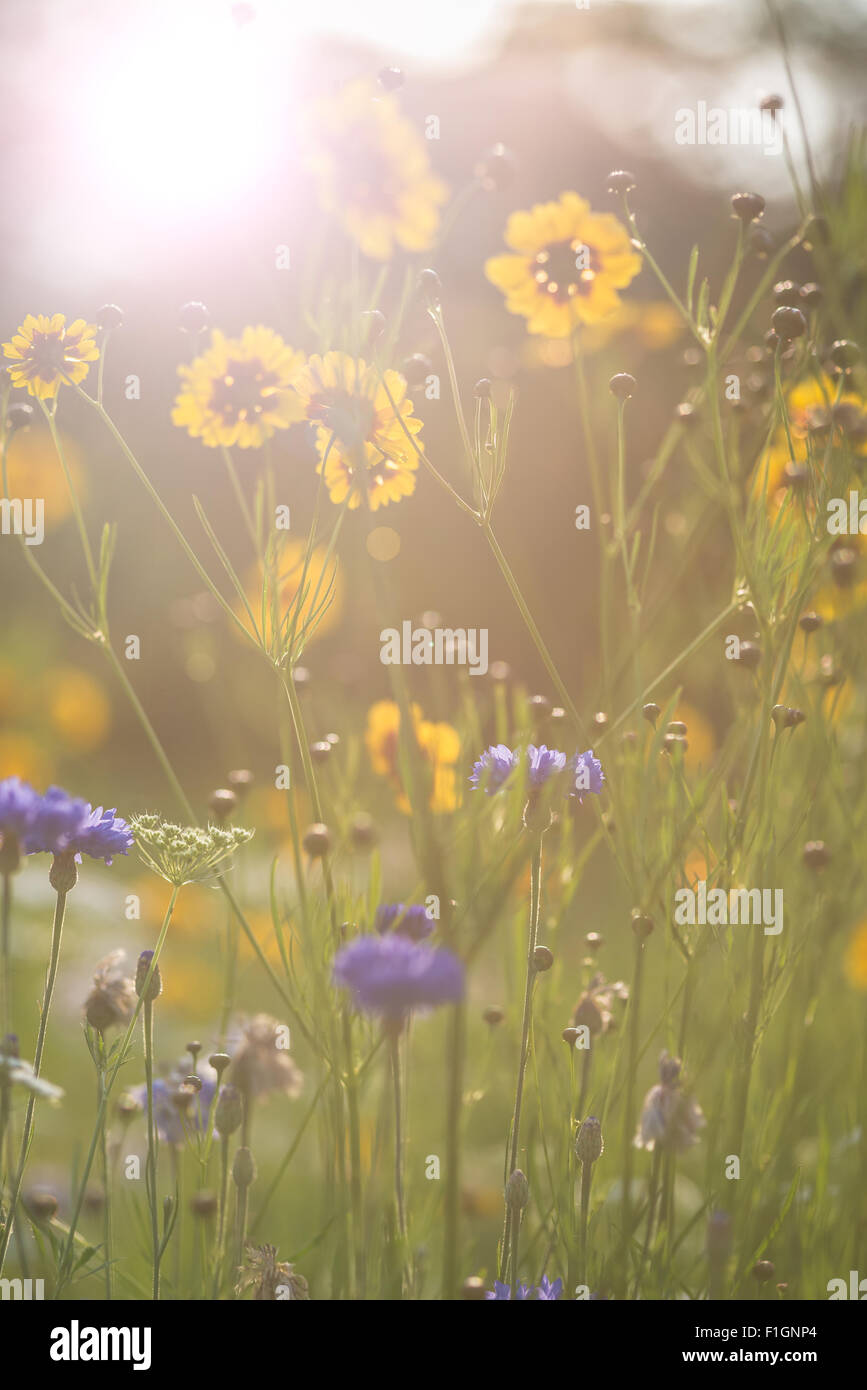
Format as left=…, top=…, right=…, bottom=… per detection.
left=333, top=934, right=464, bottom=1019
left=25, top=786, right=133, bottom=864
left=0, top=777, right=41, bottom=851
left=132, top=1076, right=217, bottom=1145
left=527, top=744, right=567, bottom=787
left=469, top=744, right=519, bottom=794
left=486, top=1276, right=563, bottom=1300
left=375, top=903, right=435, bottom=941
left=569, top=749, right=605, bottom=802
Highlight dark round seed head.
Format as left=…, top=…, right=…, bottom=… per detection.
left=528, top=693, right=551, bottom=718
left=208, top=1053, right=231, bottom=1079
left=349, top=812, right=378, bottom=850
left=799, top=611, right=822, bottom=633
left=830, top=339, right=860, bottom=370
left=562, top=1025, right=580, bottom=1046
left=483, top=1005, right=504, bottom=1026
left=97, top=303, right=123, bottom=331
left=418, top=268, right=442, bottom=304
left=6, top=402, right=34, bottom=431
left=803, top=840, right=830, bottom=869
left=785, top=707, right=805, bottom=728
left=24, top=1188, right=59, bottom=1223
left=759, top=93, right=784, bottom=114
left=609, top=372, right=636, bottom=401
left=675, top=402, right=697, bottom=425
left=178, top=301, right=210, bottom=333
left=753, top=1260, right=775, bottom=1284
left=189, top=1189, right=218, bottom=1218
left=631, top=911, right=654, bottom=939
left=594, top=711, right=609, bottom=730
left=831, top=547, right=858, bottom=587
left=773, top=280, right=801, bottom=307
left=533, top=945, right=554, bottom=972
left=473, top=377, right=492, bottom=398
left=378, top=66, right=404, bottom=91
left=310, top=740, right=332, bottom=764
left=402, top=353, right=432, bottom=387
left=736, top=640, right=762, bottom=669
left=783, top=461, right=809, bottom=488
left=208, top=787, right=236, bottom=823
left=667, top=720, right=688, bottom=737
left=607, top=169, right=637, bottom=195
left=799, top=282, right=823, bottom=307
left=303, top=823, right=333, bottom=858
left=747, top=226, right=774, bottom=258
left=474, top=143, right=516, bottom=192
left=731, top=192, right=765, bottom=222
left=642, top=702, right=660, bottom=726
left=227, top=768, right=254, bottom=795
left=585, top=932, right=603, bottom=952
left=771, top=306, right=807, bottom=341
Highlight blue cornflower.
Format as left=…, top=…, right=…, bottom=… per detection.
left=374, top=902, right=435, bottom=941
left=333, top=934, right=464, bottom=1019
left=132, top=1075, right=217, bottom=1146
left=527, top=744, right=567, bottom=787
left=0, top=777, right=41, bottom=865
left=26, top=787, right=132, bottom=865
left=569, top=749, right=605, bottom=802
left=469, top=744, right=519, bottom=794
left=486, top=1276, right=564, bottom=1300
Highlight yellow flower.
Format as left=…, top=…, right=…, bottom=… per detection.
left=172, top=326, right=305, bottom=449
left=844, top=921, right=867, bottom=991
left=307, top=79, right=447, bottom=261
left=232, top=539, right=344, bottom=645
left=485, top=193, right=642, bottom=338
left=2, top=425, right=84, bottom=527
left=365, top=699, right=460, bottom=813
left=291, top=351, right=421, bottom=511
left=3, top=314, right=99, bottom=400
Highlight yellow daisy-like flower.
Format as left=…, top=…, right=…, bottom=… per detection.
left=291, top=351, right=421, bottom=511
left=485, top=192, right=642, bottom=338
left=172, top=326, right=306, bottom=449
left=3, top=314, right=99, bottom=399
left=307, top=79, right=447, bottom=261
left=365, top=699, right=460, bottom=814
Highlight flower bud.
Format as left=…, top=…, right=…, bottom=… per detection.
left=209, top=788, right=237, bottom=824
left=803, top=840, right=830, bottom=869
left=830, top=339, right=860, bottom=371
left=631, top=911, right=654, bottom=939
left=6, top=402, right=34, bottom=431
left=309, top=740, right=332, bottom=765
left=97, top=303, right=123, bottom=331
left=189, top=1189, right=218, bottom=1219
left=209, top=1052, right=232, bottom=1080
left=215, top=1083, right=243, bottom=1137
left=799, top=282, right=823, bottom=307
left=533, top=945, right=554, bottom=972
left=731, top=192, right=765, bottom=223
left=642, top=702, right=660, bottom=726
left=735, top=640, right=761, bottom=669
left=475, top=143, right=516, bottom=192
left=418, top=268, right=442, bottom=308
left=753, top=1260, right=775, bottom=1284
left=402, top=353, right=432, bottom=388
left=179, top=301, right=210, bottom=333
left=771, top=306, right=807, bottom=341
left=607, top=170, right=637, bottom=196
left=461, top=1275, right=488, bottom=1300
left=772, top=280, right=801, bottom=307
left=575, top=1115, right=603, bottom=1165
left=505, top=1169, right=529, bottom=1211
left=483, top=1005, right=504, bottom=1026
left=609, top=372, right=636, bottom=401
left=232, top=1146, right=257, bottom=1189
left=799, top=611, right=822, bottom=633
left=473, top=378, right=492, bottom=398
left=24, top=1188, right=59, bottom=1223
left=49, top=851, right=78, bottom=895
left=302, top=823, right=332, bottom=858
left=135, top=950, right=162, bottom=1002
left=378, top=66, right=403, bottom=91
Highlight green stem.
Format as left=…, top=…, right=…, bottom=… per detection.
left=144, top=998, right=160, bottom=1300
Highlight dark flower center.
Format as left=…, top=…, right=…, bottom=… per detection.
left=531, top=239, right=602, bottom=303
left=210, top=358, right=279, bottom=423
left=308, top=389, right=377, bottom=460
left=26, top=331, right=69, bottom=378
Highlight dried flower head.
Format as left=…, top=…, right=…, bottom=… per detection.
left=130, top=814, right=253, bottom=885
left=229, top=1015, right=303, bottom=1100
left=635, top=1050, right=705, bottom=1152
left=235, top=1242, right=309, bottom=1300
left=85, top=951, right=136, bottom=1032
